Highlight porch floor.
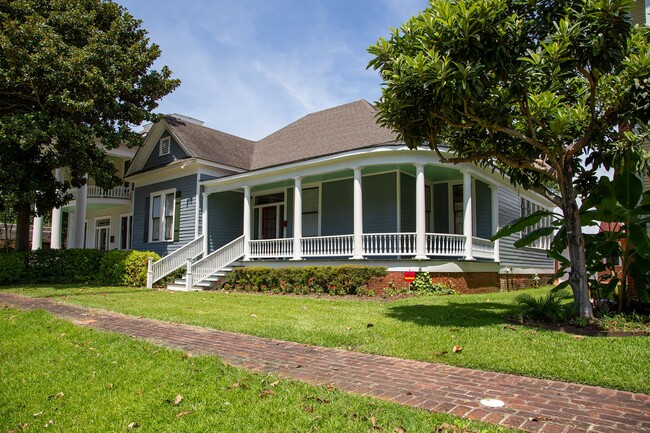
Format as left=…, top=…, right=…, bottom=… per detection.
left=2, top=292, right=646, bottom=433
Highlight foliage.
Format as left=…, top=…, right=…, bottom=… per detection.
left=409, top=272, right=458, bottom=295
left=0, top=0, right=179, bottom=250
left=515, top=290, right=576, bottom=323
left=368, top=0, right=650, bottom=319
left=0, top=249, right=158, bottom=286
left=222, top=266, right=387, bottom=296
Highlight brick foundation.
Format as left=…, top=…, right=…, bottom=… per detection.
left=499, top=274, right=554, bottom=291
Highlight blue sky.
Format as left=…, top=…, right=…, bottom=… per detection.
left=118, top=0, right=428, bottom=140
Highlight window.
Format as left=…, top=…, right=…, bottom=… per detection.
left=95, top=217, right=110, bottom=251
left=520, top=198, right=552, bottom=249
left=159, top=137, right=171, bottom=156
left=120, top=214, right=132, bottom=250
left=150, top=189, right=176, bottom=242
left=302, top=187, right=319, bottom=237
left=453, top=185, right=463, bottom=234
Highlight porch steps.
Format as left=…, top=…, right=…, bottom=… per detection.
left=166, top=267, right=235, bottom=292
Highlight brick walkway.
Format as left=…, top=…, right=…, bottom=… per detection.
left=2, top=292, right=648, bottom=433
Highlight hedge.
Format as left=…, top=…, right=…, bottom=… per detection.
left=0, top=249, right=160, bottom=286
left=222, top=266, right=387, bottom=295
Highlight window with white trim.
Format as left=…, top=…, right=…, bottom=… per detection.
left=302, top=187, right=319, bottom=237
left=520, top=198, right=552, bottom=249
left=159, top=137, right=171, bottom=156
left=150, top=189, right=176, bottom=242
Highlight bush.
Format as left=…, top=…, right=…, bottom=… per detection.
left=223, top=266, right=387, bottom=295
left=99, top=250, right=161, bottom=286
left=515, top=289, right=576, bottom=322
left=0, top=252, right=28, bottom=284
left=409, top=272, right=457, bottom=295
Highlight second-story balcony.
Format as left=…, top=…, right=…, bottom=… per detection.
left=84, top=185, right=132, bottom=200
left=62, top=185, right=132, bottom=213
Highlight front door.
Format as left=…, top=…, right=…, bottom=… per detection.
left=261, top=206, right=277, bottom=239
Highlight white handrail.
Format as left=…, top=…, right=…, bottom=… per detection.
left=301, top=235, right=354, bottom=257
left=362, top=233, right=416, bottom=256
left=77, top=185, right=132, bottom=199
left=471, top=236, right=496, bottom=260
left=249, top=238, right=293, bottom=258
left=191, top=235, right=245, bottom=286
left=426, top=233, right=466, bottom=257
left=147, top=235, right=205, bottom=288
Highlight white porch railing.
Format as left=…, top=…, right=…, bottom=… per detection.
left=471, top=236, right=496, bottom=260
left=190, top=235, right=245, bottom=287
left=302, top=235, right=354, bottom=257
left=249, top=238, right=294, bottom=259
left=362, top=233, right=416, bottom=256
left=146, top=235, right=204, bottom=288
left=425, top=233, right=466, bottom=257
left=79, top=185, right=132, bottom=199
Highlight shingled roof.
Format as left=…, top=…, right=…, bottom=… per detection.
left=250, top=100, right=398, bottom=170
left=164, top=115, right=256, bottom=170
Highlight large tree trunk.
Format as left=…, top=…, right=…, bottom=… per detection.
left=14, top=202, right=31, bottom=252
left=559, top=175, right=594, bottom=320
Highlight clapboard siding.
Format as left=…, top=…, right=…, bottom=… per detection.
left=132, top=174, right=197, bottom=256
left=400, top=173, right=416, bottom=232
left=631, top=0, right=647, bottom=25
left=285, top=187, right=294, bottom=238
left=143, top=131, right=189, bottom=171
left=363, top=173, right=397, bottom=233
left=433, top=183, right=449, bottom=233
left=207, top=191, right=243, bottom=252
left=498, top=187, right=554, bottom=268
left=321, top=178, right=353, bottom=235
left=475, top=180, right=492, bottom=239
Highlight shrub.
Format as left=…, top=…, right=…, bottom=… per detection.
left=0, top=252, right=28, bottom=284
left=409, top=272, right=457, bottom=295
left=62, top=249, right=105, bottom=283
left=99, top=250, right=161, bottom=286
left=515, top=290, right=576, bottom=322
left=224, top=266, right=386, bottom=295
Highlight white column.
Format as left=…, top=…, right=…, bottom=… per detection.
left=202, top=192, right=209, bottom=256
left=291, top=176, right=302, bottom=260
left=67, top=211, right=75, bottom=248
left=414, top=163, right=428, bottom=260
left=50, top=168, right=63, bottom=249
left=74, top=176, right=88, bottom=248
left=31, top=210, right=43, bottom=251
left=352, top=166, right=364, bottom=259
left=243, top=186, right=251, bottom=260
left=489, top=184, right=500, bottom=262
left=463, top=170, right=474, bottom=260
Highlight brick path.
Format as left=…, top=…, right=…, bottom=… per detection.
left=1, top=292, right=648, bottom=433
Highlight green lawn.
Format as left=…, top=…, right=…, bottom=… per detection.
left=0, top=307, right=516, bottom=433
left=4, top=285, right=650, bottom=394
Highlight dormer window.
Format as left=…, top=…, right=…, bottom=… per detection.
left=159, top=137, right=171, bottom=156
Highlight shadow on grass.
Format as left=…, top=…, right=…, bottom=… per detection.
left=386, top=301, right=521, bottom=328
left=2, top=285, right=151, bottom=299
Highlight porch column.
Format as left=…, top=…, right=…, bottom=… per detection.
left=67, top=211, right=75, bottom=247
left=31, top=207, right=43, bottom=251
left=202, top=192, right=209, bottom=256
left=74, top=175, right=88, bottom=248
left=50, top=168, right=63, bottom=249
left=463, top=170, right=474, bottom=260
left=243, top=186, right=251, bottom=260
left=489, top=184, right=500, bottom=262
left=414, top=163, right=428, bottom=260
left=292, top=176, right=302, bottom=260
left=352, top=166, right=364, bottom=259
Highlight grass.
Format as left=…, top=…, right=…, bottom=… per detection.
left=4, top=285, right=650, bottom=394
left=0, top=307, right=517, bottom=433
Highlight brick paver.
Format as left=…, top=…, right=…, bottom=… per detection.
left=2, top=292, right=648, bottom=433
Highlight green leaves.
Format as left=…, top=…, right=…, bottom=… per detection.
left=491, top=209, right=555, bottom=241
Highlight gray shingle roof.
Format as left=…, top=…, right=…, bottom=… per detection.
left=250, top=100, right=398, bottom=169
left=164, top=115, right=256, bottom=170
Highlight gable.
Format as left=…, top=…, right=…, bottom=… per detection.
left=143, top=131, right=190, bottom=171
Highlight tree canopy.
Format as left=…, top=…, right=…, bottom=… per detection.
left=0, top=0, right=179, bottom=249
left=368, top=0, right=650, bottom=318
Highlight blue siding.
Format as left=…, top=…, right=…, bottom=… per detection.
left=363, top=173, right=397, bottom=233
left=132, top=174, right=198, bottom=256
left=143, top=131, right=189, bottom=171
left=321, top=178, right=353, bottom=235
left=433, top=183, right=449, bottom=233
left=207, top=191, right=243, bottom=252
left=286, top=187, right=294, bottom=237
left=400, top=173, right=416, bottom=232
left=475, top=180, right=492, bottom=239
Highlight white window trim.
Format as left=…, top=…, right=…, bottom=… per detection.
left=149, top=188, right=176, bottom=243
left=159, top=136, right=171, bottom=157
left=94, top=216, right=111, bottom=251
left=119, top=213, right=133, bottom=250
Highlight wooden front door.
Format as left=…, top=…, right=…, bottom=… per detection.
left=261, top=206, right=277, bottom=239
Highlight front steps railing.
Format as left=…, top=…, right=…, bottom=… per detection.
left=185, top=235, right=245, bottom=289
left=146, top=235, right=205, bottom=288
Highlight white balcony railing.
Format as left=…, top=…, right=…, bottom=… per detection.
left=302, top=234, right=354, bottom=257
left=73, top=185, right=132, bottom=200
left=362, top=233, right=416, bottom=256
left=425, top=233, right=466, bottom=257
left=249, top=238, right=294, bottom=259
left=471, top=236, right=496, bottom=260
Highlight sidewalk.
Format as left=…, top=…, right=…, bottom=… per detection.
left=1, top=292, right=648, bottom=433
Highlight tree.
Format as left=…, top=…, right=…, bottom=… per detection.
left=368, top=0, right=650, bottom=319
left=0, top=0, right=180, bottom=251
